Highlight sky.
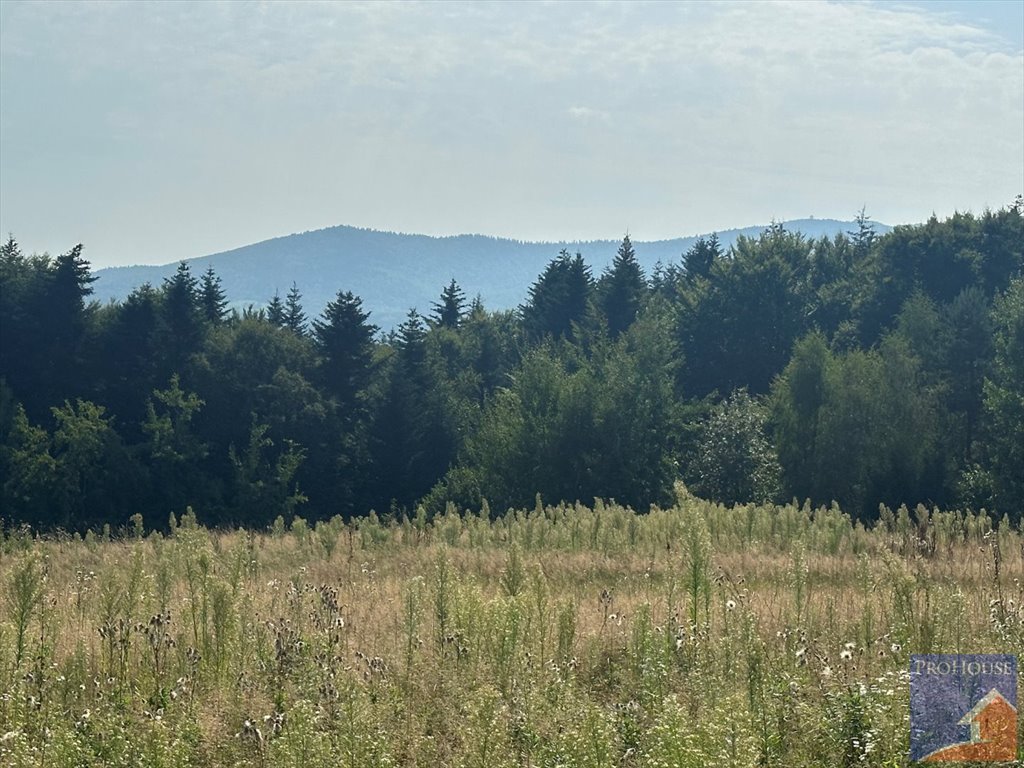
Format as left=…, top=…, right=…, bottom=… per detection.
left=0, top=0, right=1021, bottom=269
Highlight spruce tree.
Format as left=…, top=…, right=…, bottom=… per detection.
left=200, top=266, right=229, bottom=324
left=683, top=234, right=721, bottom=282
left=373, top=309, right=457, bottom=509
left=522, top=250, right=593, bottom=341
left=431, top=279, right=467, bottom=329
left=158, top=262, right=202, bottom=376
left=848, top=207, right=877, bottom=258
left=266, top=292, right=285, bottom=327
left=312, top=290, right=377, bottom=413
left=598, top=234, right=646, bottom=338
left=284, top=282, right=307, bottom=335
left=44, top=244, right=97, bottom=404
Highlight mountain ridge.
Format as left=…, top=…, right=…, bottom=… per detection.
left=92, top=218, right=890, bottom=330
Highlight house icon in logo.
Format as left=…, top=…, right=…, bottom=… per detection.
left=923, top=688, right=1017, bottom=762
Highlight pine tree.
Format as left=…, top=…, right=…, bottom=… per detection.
left=200, top=266, right=229, bottom=324
left=522, top=250, right=593, bottom=341
left=49, top=244, right=97, bottom=348
left=431, top=279, right=467, bottom=329
left=598, top=234, right=646, bottom=338
left=373, top=309, right=458, bottom=509
left=312, top=290, right=378, bottom=413
left=158, top=262, right=202, bottom=376
left=284, top=282, right=307, bottom=335
left=683, top=234, right=721, bottom=282
left=102, top=283, right=161, bottom=427
left=42, top=244, right=97, bottom=405
left=848, top=207, right=877, bottom=258
left=266, top=292, right=285, bottom=327
left=0, top=236, right=25, bottom=392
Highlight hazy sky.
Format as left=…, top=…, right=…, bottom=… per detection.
left=1, top=0, right=1021, bottom=268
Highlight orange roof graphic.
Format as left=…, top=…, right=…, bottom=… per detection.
left=923, top=688, right=1017, bottom=763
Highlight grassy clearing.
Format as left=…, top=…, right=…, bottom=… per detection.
left=1, top=489, right=1022, bottom=767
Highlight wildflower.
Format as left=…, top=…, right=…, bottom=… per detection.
left=890, top=643, right=901, bottom=653
left=822, top=665, right=833, bottom=677
left=840, top=649, right=853, bottom=661
left=725, top=599, right=737, bottom=612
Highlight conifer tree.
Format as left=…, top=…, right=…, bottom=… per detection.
left=266, top=292, right=285, bottom=327
left=102, top=283, right=161, bottom=426
left=431, top=279, right=467, bottom=329
left=848, top=207, right=877, bottom=258
left=200, top=266, right=229, bottom=324
left=158, top=262, right=202, bottom=376
left=312, top=290, right=377, bottom=414
left=38, top=244, right=97, bottom=407
left=374, top=309, right=462, bottom=509
left=284, top=282, right=307, bottom=335
left=598, top=234, right=646, bottom=338
left=683, top=234, right=721, bottom=282
left=522, top=250, right=593, bottom=341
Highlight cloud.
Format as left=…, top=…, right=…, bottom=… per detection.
left=567, top=106, right=610, bottom=122
left=0, top=0, right=1020, bottom=264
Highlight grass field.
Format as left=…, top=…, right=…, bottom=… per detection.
left=1, top=487, right=1021, bottom=767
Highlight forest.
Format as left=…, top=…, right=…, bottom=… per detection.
left=1, top=205, right=1022, bottom=532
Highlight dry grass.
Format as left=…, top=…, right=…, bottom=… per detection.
left=1, top=495, right=1022, bottom=766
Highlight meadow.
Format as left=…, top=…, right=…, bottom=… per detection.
left=1, top=486, right=1021, bottom=767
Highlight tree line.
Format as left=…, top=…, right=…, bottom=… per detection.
left=1, top=204, right=1021, bottom=531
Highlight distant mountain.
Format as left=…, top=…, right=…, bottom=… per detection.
left=92, top=218, right=889, bottom=331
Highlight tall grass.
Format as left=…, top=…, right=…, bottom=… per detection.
left=0, top=496, right=1020, bottom=766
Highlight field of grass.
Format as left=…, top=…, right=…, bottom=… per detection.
left=1, top=486, right=1022, bottom=767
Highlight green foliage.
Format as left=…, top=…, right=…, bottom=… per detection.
left=677, top=224, right=813, bottom=397
left=50, top=399, right=134, bottom=530
left=522, top=249, right=594, bottom=342
left=597, top=234, right=646, bottom=338
left=688, top=389, right=781, bottom=506
left=772, top=333, right=943, bottom=520
left=6, top=554, right=43, bottom=668
left=158, top=261, right=203, bottom=377
left=199, top=266, right=229, bottom=324
left=312, top=290, right=377, bottom=413
left=228, top=419, right=307, bottom=526
left=983, top=278, right=1024, bottom=514
left=1, top=404, right=58, bottom=525
left=371, top=310, right=458, bottom=510
left=0, top=207, right=1020, bottom=530
left=430, top=278, right=466, bottom=329
left=144, top=376, right=207, bottom=465
left=283, top=282, right=307, bottom=335
left=143, top=376, right=210, bottom=516
left=464, top=315, right=680, bottom=511
left=266, top=291, right=285, bottom=327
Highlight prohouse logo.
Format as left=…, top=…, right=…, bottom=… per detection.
left=910, top=654, right=1017, bottom=762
